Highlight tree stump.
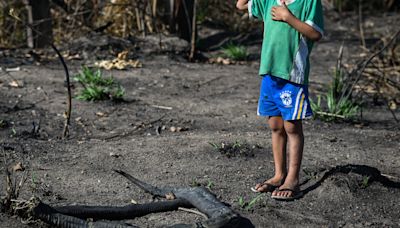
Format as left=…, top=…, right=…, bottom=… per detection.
left=25, top=0, right=53, bottom=48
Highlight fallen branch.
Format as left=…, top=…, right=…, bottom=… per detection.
left=115, top=170, right=254, bottom=228
left=22, top=170, right=254, bottom=228
left=53, top=199, right=192, bottom=220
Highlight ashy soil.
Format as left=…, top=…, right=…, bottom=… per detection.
left=1, top=12, right=400, bottom=228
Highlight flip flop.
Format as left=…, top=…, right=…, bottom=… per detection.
left=271, top=188, right=304, bottom=201
left=251, top=182, right=280, bottom=193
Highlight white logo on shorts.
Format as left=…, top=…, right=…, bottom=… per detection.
left=280, top=91, right=292, bottom=107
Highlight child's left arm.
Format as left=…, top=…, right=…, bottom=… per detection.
left=272, top=2, right=322, bottom=41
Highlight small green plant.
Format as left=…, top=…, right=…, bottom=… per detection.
left=237, top=194, right=263, bottom=211
left=190, top=178, right=201, bottom=187
left=206, top=180, right=214, bottom=190
left=209, top=140, right=257, bottom=158
left=311, top=63, right=360, bottom=121
left=190, top=178, right=214, bottom=190
left=31, top=172, right=37, bottom=190
left=302, top=168, right=318, bottom=180
left=360, top=176, right=370, bottom=188
left=222, top=43, right=248, bottom=61
left=0, top=119, right=7, bottom=129
left=238, top=196, right=246, bottom=208
left=73, top=66, right=125, bottom=101
left=208, top=142, right=220, bottom=150
left=10, top=127, right=16, bottom=136
left=232, top=141, right=242, bottom=149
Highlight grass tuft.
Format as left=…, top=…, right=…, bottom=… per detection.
left=222, top=43, right=248, bottom=61
left=237, top=194, right=263, bottom=211
left=311, top=54, right=360, bottom=121
left=73, top=66, right=125, bottom=101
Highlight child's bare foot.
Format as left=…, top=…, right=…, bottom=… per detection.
left=252, top=176, right=285, bottom=193
left=271, top=178, right=302, bottom=200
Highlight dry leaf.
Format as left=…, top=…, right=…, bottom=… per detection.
left=389, top=100, right=397, bottom=110
left=94, top=51, right=142, bottom=70
left=96, top=112, right=107, bottom=117
left=5, top=67, right=20, bottom=72
left=109, top=152, right=120, bottom=158
left=165, top=192, right=176, bottom=200
left=9, top=80, right=23, bottom=88
left=66, top=54, right=82, bottom=60
left=12, top=162, right=25, bottom=172
left=117, top=51, right=129, bottom=60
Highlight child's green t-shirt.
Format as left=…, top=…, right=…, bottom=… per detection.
left=249, top=0, right=324, bottom=85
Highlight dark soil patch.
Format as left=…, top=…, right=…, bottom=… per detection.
left=209, top=141, right=262, bottom=158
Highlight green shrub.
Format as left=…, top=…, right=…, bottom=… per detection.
left=311, top=68, right=360, bottom=121
left=73, top=66, right=125, bottom=101
left=222, top=43, right=248, bottom=61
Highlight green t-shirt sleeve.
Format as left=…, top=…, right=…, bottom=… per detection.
left=249, top=0, right=266, bottom=20
left=305, top=0, right=324, bottom=36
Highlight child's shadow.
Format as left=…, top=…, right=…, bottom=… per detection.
left=299, top=164, right=400, bottom=197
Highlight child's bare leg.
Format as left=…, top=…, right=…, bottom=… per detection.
left=269, top=117, right=288, bottom=181
left=254, top=116, right=287, bottom=191
left=272, top=120, right=304, bottom=197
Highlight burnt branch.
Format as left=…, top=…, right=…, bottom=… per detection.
left=25, top=170, right=254, bottom=228
left=115, top=170, right=254, bottom=228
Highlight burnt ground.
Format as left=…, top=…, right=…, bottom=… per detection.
left=1, top=12, right=400, bottom=228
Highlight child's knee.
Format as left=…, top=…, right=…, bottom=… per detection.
left=268, top=117, right=284, bottom=132
left=284, top=120, right=303, bottom=135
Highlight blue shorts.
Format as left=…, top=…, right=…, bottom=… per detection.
left=257, top=75, right=313, bottom=121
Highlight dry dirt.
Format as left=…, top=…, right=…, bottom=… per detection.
left=0, top=13, right=400, bottom=228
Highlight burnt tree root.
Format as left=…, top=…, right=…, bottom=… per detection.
left=114, top=170, right=254, bottom=228
left=54, top=199, right=193, bottom=220
left=32, top=200, right=137, bottom=228
left=28, top=170, right=254, bottom=228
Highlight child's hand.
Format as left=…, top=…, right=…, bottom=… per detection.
left=271, top=0, right=293, bottom=22
left=236, top=0, right=249, bottom=10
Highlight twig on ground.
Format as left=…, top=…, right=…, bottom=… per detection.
left=315, top=111, right=346, bottom=119
left=178, top=207, right=208, bottom=219
left=150, top=104, right=173, bottom=110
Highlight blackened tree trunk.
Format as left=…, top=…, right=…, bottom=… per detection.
left=25, top=0, right=53, bottom=48
left=176, top=0, right=194, bottom=42
left=162, top=0, right=195, bottom=42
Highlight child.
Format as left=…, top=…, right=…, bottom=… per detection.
left=236, top=0, right=324, bottom=200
